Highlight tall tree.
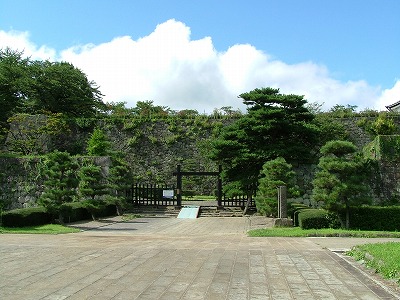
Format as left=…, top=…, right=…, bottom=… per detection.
left=29, top=61, right=105, bottom=117
left=38, top=151, right=79, bottom=223
left=107, top=156, right=133, bottom=215
left=209, top=87, right=319, bottom=194
left=0, top=48, right=32, bottom=126
left=0, top=48, right=106, bottom=120
left=312, top=140, right=371, bottom=229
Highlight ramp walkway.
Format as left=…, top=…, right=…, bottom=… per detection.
left=177, top=205, right=200, bottom=218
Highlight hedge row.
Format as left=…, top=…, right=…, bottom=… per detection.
left=339, top=206, right=400, bottom=231
left=293, top=205, right=400, bottom=230
left=1, top=203, right=117, bottom=227
left=1, top=207, right=53, bottom=227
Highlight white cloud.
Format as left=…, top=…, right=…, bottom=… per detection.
left=376, top=80, right=400, bottom=110
left=0, top=29, right=56, bottom=61
left=0, top=20, right=398, bottom=113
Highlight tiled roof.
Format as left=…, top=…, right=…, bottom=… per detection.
left=386, top=100, right=400, bottom=111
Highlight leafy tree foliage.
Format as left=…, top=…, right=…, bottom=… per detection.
left=0, top=48, right=105, bottom=125
left=38, top=151, right=79, bottom=223
left=312, top=140, right=371, bottom=229
left=86, top=128, right=111, bottom=156
left=358, top=112, right=398, bottom=137
left=6, top=113, right=69, bottom=155
left=256, top=157, right=299, bottom=216
left=0, top=48, right=31, bottom=127
left=209, top=87, right=319, bottom=193
left=327, top=104, right=358, bottom=118
left=28, top=60, right=105, bottom=117
left=312, top=113, right=349, bottom=146
left=132, top=100, right=171, bottom=118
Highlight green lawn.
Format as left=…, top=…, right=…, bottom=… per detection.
left=248, top=227, right=400, bottom=238
left=0, top=224, right=81, bottom=234
left=348, top=242, right=400, bottom=284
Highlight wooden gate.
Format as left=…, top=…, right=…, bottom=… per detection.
left=173, top=165, right=222, bottom=206
left=127, top=183, right=177, bottom=206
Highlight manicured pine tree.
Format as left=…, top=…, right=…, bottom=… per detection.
left=39, top=150, right=79, bottom=223
left=78, top=161, right=108, bottom=220
left=209, top=87, right=319, bottom=196
left=312, top=140, right=371, bottom=229
left=107, top=156, right=133, bottom=215
left=256, top=157, right=299, bottom=216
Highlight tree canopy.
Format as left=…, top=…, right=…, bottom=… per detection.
left=312, top=140, right=371, bottom=229
left=0, top=48, right=105, bottom=127
left=209, top=87, right=319, bottom=193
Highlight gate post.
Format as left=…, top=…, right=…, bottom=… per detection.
left=176, top=165, right=182, bottom=206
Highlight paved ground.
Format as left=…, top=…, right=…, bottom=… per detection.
left=1, top=216, right=400, bottom=300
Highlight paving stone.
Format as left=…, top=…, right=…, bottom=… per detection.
left=0, top=216, right=399, bottom=299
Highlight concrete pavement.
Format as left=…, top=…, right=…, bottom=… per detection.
left=1, top=216, right=399, bottom=299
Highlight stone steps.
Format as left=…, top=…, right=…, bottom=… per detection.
left=199, top=206, right=245, bottom=217
left=128, top=206, right=180, bottom=217
left=128, top=205, right=256, bottom=218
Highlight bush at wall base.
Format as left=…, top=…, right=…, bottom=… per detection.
left=2, top=207, right=53, bottom=227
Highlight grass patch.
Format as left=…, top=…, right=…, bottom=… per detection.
left=248, top=227, right=400, bottom=238
left=348, top=242, right=400, bottom=284
left=0, top=224, right=80, bottom=234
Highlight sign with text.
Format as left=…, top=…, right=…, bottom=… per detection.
left=163, top=190, right=174, bottom=199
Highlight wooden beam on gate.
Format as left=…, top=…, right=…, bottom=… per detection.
left=173, top=165, right=222, bottom=207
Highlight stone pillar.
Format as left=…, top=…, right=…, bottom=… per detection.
left=277, top=185, right=287, bottom=218
left=176, top=165, right=182, bottom=206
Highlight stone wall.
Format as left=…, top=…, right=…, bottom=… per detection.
left=0, top=156, right=111, bottom=210
left=2, top=115, right=400, bottom=209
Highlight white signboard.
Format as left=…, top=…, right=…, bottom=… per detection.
left=163, top=190, right=174, bottom=199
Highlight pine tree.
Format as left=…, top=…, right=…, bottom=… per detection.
left=78, top=162, right=108, bottom=220
left=39, top=151, right=79, bottom=223
left=312, top=140, right=371, bottom=229
left=107, top=156, right=132, bottom=215
left=256, top=157, right=299, bottom=216
left=86, top=128, right=111, bottom=156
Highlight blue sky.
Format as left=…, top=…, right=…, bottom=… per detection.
left=1, top=0, right=399, bottom=113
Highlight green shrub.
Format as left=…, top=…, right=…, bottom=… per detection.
left=61, top=202, right=116, bottom=223
left=288, top=202, right=309, bottom=226
left=2, top=207, right=53, bottom=227
left=339, top=206, right=400, bottom=231
left=60, top=202, right=91, bottom=223
left=298, top=209, right=330, bottom=229
left=97, top=204, right=117, bottom=218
